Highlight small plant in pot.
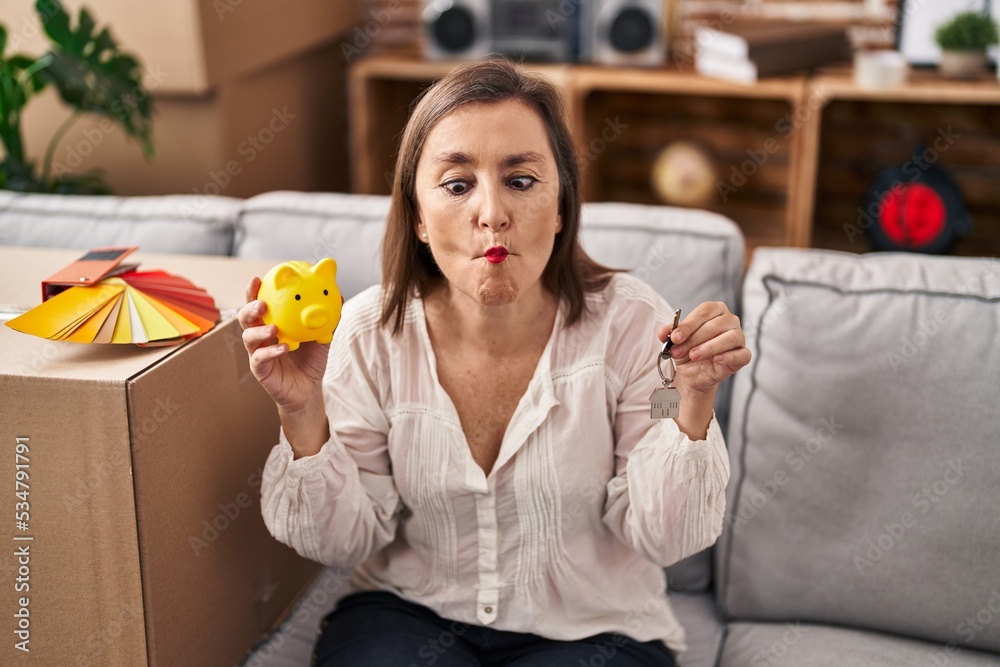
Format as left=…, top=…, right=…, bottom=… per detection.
left=934, top=10, right=999, bottom=79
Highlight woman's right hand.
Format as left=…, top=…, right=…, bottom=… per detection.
left=238, top=276, right=333, bottom=416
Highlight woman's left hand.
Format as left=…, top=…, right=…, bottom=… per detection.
left=657, top=301, right=751, bottom=396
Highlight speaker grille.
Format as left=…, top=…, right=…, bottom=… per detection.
left=609, top=7, right=654, bottom=53
left=433, top=7, right=477, bottom=53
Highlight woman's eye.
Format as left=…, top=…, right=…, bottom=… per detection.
left=443, top=180, right=469, bottom=196
left=510, top=175, right=537, bottom=191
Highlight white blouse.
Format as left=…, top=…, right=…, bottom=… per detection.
left=260, top=272, right=730, bottom=657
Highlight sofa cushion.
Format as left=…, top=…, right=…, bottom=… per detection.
left=235, top=191, right=390, bottom=300
left=719, top=622, right=1000, bottom=666
left=668, top=592, right=725, bottom=667
left=0, top=191, right=239, bottom=255
left=717, top=248, right=1000, bottom=652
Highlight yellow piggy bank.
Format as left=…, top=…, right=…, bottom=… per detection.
left=258, top=258, right=342, bottom=351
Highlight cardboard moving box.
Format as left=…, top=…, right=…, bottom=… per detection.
left=0, top=247, right=322, bottom=666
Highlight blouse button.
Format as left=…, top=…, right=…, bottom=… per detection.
left=484, top=606, right=493, bottom=614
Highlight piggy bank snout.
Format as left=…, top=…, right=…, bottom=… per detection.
left=301, top=304, right=331, bottom=330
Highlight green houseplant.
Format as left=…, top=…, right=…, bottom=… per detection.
left=934, top=10, right=1000, bottom=79
left=0, top=0, right=154, bottom=194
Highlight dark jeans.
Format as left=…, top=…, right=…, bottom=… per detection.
left=313, top=590, right=676, bottom=667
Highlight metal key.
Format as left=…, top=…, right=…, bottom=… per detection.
left=660, top=308, right=682, bottom=357
left=650, top=308, right=682, bottom=420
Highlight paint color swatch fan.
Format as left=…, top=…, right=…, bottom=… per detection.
left=5, top=246, right=220, bottom=346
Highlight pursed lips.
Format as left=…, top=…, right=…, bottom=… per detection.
left=483, top=246, right=508, bottom=263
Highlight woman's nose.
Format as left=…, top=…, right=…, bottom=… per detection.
left=475, top=182, right=509, bottom=232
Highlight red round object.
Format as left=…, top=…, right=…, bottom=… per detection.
left=880, top=183, right=946, bottom=249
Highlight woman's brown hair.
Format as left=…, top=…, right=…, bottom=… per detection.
left=380, top=57, right=622, bottom=335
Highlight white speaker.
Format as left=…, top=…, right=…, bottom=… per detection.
left=586, top=0, right=665, bottom=67
left=422, top=0, right=492, bottom=60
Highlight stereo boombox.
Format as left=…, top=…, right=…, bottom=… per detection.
left=422, top=0, right=666, bottom=66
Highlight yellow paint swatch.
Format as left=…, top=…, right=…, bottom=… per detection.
left=6, top=283, right=123, bottom=339
left=111, top=291, right=133, bottom=344
left=65, top=293, right=124, bottom=343
left=125, top=286, right=179, bottom=341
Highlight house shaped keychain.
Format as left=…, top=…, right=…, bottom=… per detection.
left=650, top=308, right=682, bottom=420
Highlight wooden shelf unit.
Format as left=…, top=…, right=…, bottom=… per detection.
left=802, top=66, right=1000, bottom=257
left=348, top=55, right=1000, bottom=259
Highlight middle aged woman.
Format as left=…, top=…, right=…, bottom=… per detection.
left=240, top=57, right=751, bottom=666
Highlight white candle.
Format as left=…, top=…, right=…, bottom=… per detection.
left=854, top=49, right=910, bottom=89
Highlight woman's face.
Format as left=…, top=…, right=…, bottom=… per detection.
left=414, top=99, right=562, bottom=307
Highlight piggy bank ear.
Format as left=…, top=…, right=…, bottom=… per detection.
left=314, top=257, right=338, bottom=281
left=274, top=264, right=299, bottom=290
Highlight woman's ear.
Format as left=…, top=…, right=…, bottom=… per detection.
left=555, top=214, right=562, bottom=233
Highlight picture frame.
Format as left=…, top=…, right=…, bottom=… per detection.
left=895, top=0, right=998, bottom=66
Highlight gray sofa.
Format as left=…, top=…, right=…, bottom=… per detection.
left=1, top=190, right=997, bottom=667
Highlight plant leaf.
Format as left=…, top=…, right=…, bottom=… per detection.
left=0, top=62, right=31, bottom=163
left=76, top=8, right=96, bottom=54
left=92, top=27, right=115, bottom=61
left=0, top=24, right=7, bottom=56
left=0, top=61, right=14, bottom=117
left=37, top=0, right=72, bottom=49
left=35, top=4, right=155, bottom=159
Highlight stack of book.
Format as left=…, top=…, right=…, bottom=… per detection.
left=695, top=20, right=851, bottom=84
